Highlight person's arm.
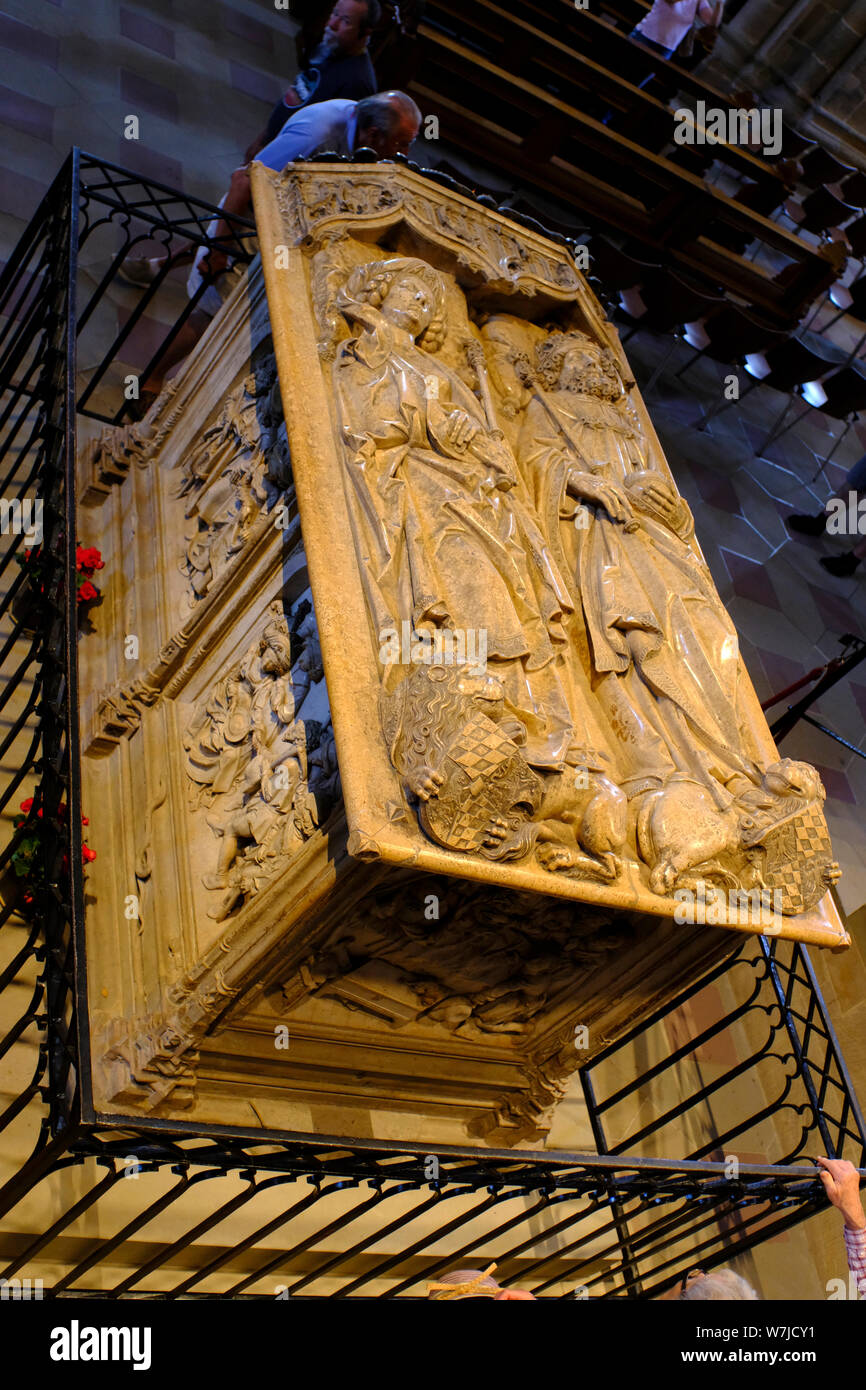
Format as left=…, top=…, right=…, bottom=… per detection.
left=817, top=1156, right=866, bottom=1230
left=256, top=105, right=334, bottom=171
left=817, top=1157, right=866, bottom=1294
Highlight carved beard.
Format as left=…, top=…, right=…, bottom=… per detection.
left=563, top=368, right=621, bottom=401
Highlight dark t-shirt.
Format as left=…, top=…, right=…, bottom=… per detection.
left=264, top=50, right=376, bottom=143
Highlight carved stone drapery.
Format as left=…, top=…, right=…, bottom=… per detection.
left=254, top=163, right=843, bottom=939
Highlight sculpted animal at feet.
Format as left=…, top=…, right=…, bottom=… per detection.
left=485, top=763, right=628, bottom=881
left=637, top=758, right=841, bottom=912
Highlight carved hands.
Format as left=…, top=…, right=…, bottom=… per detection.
left=427, top=400, right=516, bottom=490
left=436, top=405, right=478, bottom=452
left=624, top=470, right=693, bottom=538
left=567, top=469, right=636, bottom=527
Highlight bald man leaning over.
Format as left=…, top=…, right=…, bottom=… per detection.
left=136, top=92, right=421, bottom=404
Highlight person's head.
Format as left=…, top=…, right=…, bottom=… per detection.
left=678, top=1268, right=759, bottom=1301
left=323, top=0, right=381, bottom=55
left=354, top=91, right=422, bottom=158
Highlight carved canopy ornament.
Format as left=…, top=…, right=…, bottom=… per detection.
left=251, top=160, right=845, bottom=947
left=272, top=164, right=583, bottom=299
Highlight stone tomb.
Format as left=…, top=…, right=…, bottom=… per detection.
left=77, top=163, right=848, bottom=1147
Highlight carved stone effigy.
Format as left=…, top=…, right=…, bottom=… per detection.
left=255, top=162, right=841, bottom=928
left=76, top=163, right=849, bottom=1150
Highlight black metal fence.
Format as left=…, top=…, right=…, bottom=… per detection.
left=583, top=936, right=866, bottom=1167
left=0, top=151, right=863, bottom=1299
left=0, top=1132, right=840, bottom=1300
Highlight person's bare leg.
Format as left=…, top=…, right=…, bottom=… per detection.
left=139, top=309, right=213, bottom=400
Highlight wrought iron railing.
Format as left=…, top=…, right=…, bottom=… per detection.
left=0, top=150, right=863, bottom=1299
left=0, top=1132, right=839, bottom=1299
left=0, top=151, right=81, bottom=1183
left=582, top=937, right=866, bottom=1167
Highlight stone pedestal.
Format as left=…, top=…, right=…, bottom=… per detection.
left=76, top=163, right=848, bottom=1149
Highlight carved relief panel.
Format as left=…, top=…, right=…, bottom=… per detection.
left=74, top=163, right=847, bottom=1148
left=253, top=162, right=844, bottom=943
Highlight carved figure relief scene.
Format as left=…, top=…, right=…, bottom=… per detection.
left=64, top=160, right=850, bottom=1162
left=258, top=196, right=841, bottom=928
left=7, top=0, right=866, bottom=1308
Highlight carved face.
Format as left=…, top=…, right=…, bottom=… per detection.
left=260, top=635, right=292, bottom=675
left=380, top=274, right=435, bottom=338
left=560, top=344, right=620, bottom=399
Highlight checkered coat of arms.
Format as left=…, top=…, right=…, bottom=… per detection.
left=742, top=799, right=835, bottom=916
left=383, top=663, right=542, bottom=856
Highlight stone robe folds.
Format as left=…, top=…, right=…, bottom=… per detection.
left=519, top=390, right=765, bottom=801
left=334, top=314, right=581, bottom=769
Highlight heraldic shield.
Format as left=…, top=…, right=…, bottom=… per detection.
left=744, top=801, right=836, bottom=917
left=420, top=709, right=542, bottom=855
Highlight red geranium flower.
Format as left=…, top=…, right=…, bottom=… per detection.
left=82, top=844, right=97, bottom=863
left=76, top=546, right=104, bottom=572
left=78, top=580, right=98, bottom=603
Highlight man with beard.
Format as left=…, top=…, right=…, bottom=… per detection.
left=516, top=329, right=766, bottom=808
left=254, top=0, right=381, bottom=156
left=120, top=0, right=381, bottom=295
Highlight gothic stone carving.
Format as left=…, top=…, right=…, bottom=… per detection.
left=334, top=257, right=837, bottom=915
left=183, top=598, right=338, bottom=921
left=278, top=872, right=638, bottom=1038
left=90, top=677, right=161, bottom=753
left=85, top=352, right=300, bottom=756
left=272, top=166, right=581, bottom=300
left=99, top=1013, right=199, bottom=1111
left=179, top=352, right=292, bottom=602
left=251, top=163, right=843, bottom=939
